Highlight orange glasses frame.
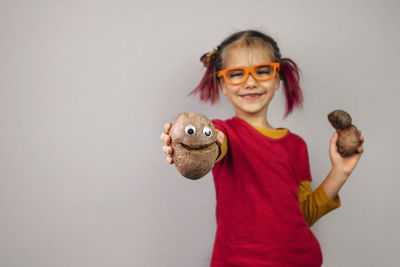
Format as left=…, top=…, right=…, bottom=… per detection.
left=217, top=62, right=280, bottom=85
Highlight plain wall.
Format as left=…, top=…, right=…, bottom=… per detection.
left=1, top=0, right=399, bottom=266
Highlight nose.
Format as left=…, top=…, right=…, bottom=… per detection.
left=244, top=72, right=257, bottom=88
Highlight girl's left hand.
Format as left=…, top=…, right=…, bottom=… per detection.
left=329, top=130, right=364, bottom=177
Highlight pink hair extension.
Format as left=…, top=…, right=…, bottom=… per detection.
left=279, top=58, right=303, bottom=117
left=189, top=54, right=219, bottom=103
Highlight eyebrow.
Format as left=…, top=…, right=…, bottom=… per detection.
left=225, top=63, right=273, bottom=69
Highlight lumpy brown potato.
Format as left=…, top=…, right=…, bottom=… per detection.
left=328, top=110, right=361, bottom=157
left=336, top=125, right=361, bottom=157
left=328, top=110, right=352, bottom=130
left=169, top=113, right=219, bottom=179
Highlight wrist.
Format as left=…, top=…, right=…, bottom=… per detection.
left=322, top=169, right=348, bottom=200
left=329, top=167, right=349, bottom=183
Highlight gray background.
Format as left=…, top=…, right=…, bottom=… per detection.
left=1, top=0, right=399, bottom=266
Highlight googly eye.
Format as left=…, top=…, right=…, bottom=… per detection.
left=185, top=125, right=196, bottom=136
left=203, top=127, right=212, bottom=138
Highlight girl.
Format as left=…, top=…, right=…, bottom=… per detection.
left=161, top=30, right=364, bottom=267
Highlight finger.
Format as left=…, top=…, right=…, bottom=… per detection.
left=357, top=145, right=364, bottom=154
left=160, top=133, right=171, bottom=144
left=166, top=155, right=174, bottom=164
left=350, top=151, right=362, bottom=163
left=164, top=123, right=172, bottom=134
left=216, top=131, right=225, bottom=146
left=330, top=132, right=338, bottom=149
left=329, top=132, right=340, bottom=157
left=163, top=145, right=173, bottom=155
left=359, top=135, right=364, bottom=146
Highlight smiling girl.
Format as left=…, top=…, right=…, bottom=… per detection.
left=161, top=30, right=364, bottom=267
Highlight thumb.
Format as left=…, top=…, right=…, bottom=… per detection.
left=216, top=130, right=225, bottom=146
left=330, top=132, right=339, bottom=153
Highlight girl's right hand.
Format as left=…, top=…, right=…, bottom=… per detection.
left=160, top=123, right=174, bottom=164
left=160, top=122, right=225, bottom=165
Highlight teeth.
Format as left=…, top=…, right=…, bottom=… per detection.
left=242, top=94, right=260, bottom=98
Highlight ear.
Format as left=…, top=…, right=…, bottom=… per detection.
left=219, top=79, right=228, bottom=96
left=273, top=73, right=280, bottom=91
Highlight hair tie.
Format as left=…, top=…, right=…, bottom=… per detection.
left=200, top=49, right=217, bottom=67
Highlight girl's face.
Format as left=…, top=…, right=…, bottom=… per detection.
left=219, top=44, right=280, bottom=119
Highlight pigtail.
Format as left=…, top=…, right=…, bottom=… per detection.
left=279, top=58, right=303, bottom=117
left=189, top=50, right=219, bottom=103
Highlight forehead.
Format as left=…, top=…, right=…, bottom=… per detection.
left=222, top=41, right=274, bottom=68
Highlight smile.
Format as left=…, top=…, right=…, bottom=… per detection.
left=239, top=93, right=264, bottom=100
left=180, top=142, right=215, bottom=152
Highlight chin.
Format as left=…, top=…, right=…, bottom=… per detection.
left=239, top=106, right=266, bottom=115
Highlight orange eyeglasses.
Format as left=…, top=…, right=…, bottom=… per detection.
left=218, top=62, right=280, bottom=85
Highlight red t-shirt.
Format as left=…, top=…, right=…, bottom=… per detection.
left=211, top=117, right=322, bottom=267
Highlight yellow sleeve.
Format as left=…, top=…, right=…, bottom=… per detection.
left=298, top=181, right=341, bottom=227
left=215, top=129, right=228, bottom=163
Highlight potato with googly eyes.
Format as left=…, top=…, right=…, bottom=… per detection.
left=169, top=113, right=219, bottom=180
